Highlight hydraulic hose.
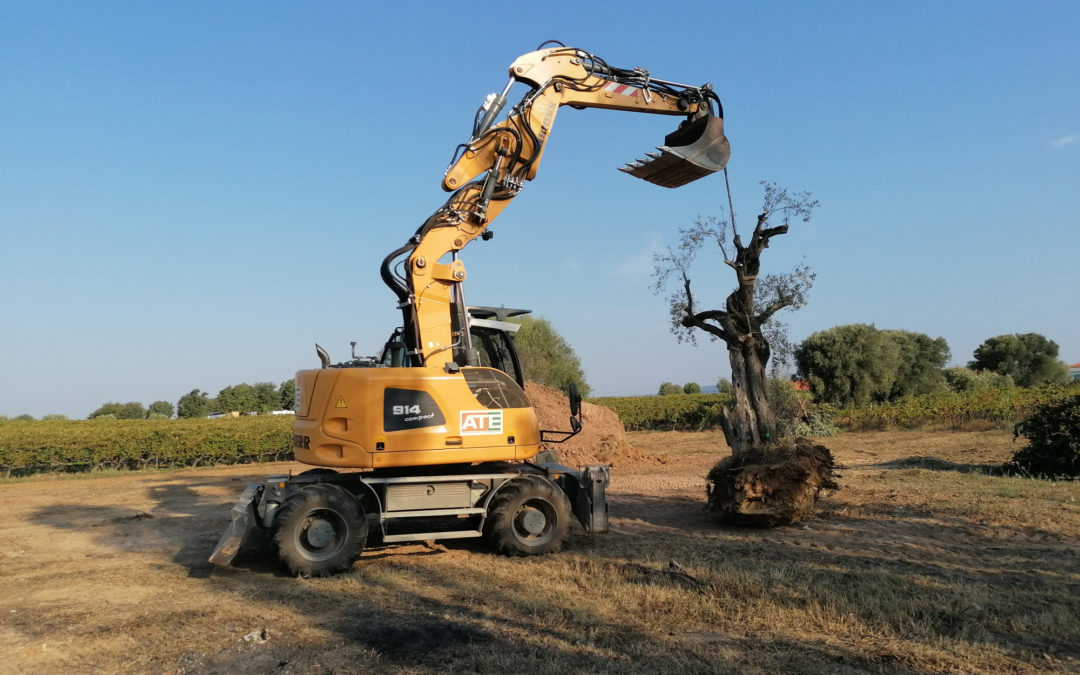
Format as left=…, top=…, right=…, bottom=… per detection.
left=380, top=243, right=413, bottom=304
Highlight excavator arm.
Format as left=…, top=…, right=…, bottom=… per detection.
left=382, top=45, right=731, bottom=368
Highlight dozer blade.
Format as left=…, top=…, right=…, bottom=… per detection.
left=208, top=482, right=261, bottom=567
left=620, top=114, right=730, bottom=188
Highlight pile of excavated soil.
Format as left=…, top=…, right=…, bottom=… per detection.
left=705, top=438, right=839, bottom=527
left=524, top=382, right=664, bottom=469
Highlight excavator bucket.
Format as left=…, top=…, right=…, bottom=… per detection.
left=619, top=114, right=730, bottom=188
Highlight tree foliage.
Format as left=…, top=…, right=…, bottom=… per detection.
left=216, top=384, right=260, bottom=414
left=510, top=316, right=591, bottom=397
left=251, top=382, right=279, bottom=413
left=795, top=325, right=951, bottom=407
left=943, top=367, right=1015, bottom=392
left=279, top=379, right=296, bottom=411
left=658, top=382, right=682, bottom=396
left=177, top=389, right=212, bottom=419
left=89, top=402, right=147, bottom=420
left=683, top=382, right=702, bottom=394
left=970, top=333, right=1070, bottom=387
left=148, top=401, right=174, bottom=418
left=795, top=324, right=895, bottom=406
left=884, top=330, right=950, bottom=398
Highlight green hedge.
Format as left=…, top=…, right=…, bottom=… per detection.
left=0, top=416, right=294, bottom=477
left=825, top=385, right=1079, bottom=431
left=589, top=393, right=731, bottom=431
left=592, top=385, right=1080, bottom=433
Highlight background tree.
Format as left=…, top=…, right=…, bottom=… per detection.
left=177, top=389, right=212, bottom=419
left=943, top=367, right=1014, bottom=392
left=42, top=414, right=68, bottom=420
left=657, top=382, right=682, bottom=396
left=252, top=382, right=279, bottom=413
left=511, top=316, right=591, bottom=397
left=683, top=382, right=702, bottom=394
left=148, top=401, right=174, bottom=418
left=794, top=324, right=899, bottom=406
left=654, top=181, right=817, bottom=454
left=279, top=379, right=296, bottom=410
left=969, top=333, right=1070, bottom=387
left=884, top=330, right=950, bottom=398
left=89, top=402, right=147, bottom=419
left=217, top=384, right=259, bottom=414
left=795, top=325, right=951, bottom=405
left=716, top=378, right=734, bottom=395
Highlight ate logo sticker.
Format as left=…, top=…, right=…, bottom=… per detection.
left=460, top=410, right=503, bottom=435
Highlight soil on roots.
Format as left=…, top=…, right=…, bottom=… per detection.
left=706, top=438, right=839, bottom=526
left=524, top=382, right=665, bottom=469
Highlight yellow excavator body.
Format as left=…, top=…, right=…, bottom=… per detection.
left=292, top=366, right=542, bottom=469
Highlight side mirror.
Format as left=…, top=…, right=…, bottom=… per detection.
left=568, top=382, right=582, bottom=433
left=540, top=382, right=584, bottom=445
left=568, top=382, right=582, bottom=417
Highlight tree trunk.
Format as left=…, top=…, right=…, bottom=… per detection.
left=721, top=335, right=777, bottom=455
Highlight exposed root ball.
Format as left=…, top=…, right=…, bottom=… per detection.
left=706, top=439, right=839, bottom=527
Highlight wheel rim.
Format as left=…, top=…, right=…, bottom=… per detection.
left=512, top=499, right=556, bottom=545
left=297, top=509, right=348, bottom=561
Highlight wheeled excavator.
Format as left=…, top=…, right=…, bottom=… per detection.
left=210, top=43, right=730, bottom=576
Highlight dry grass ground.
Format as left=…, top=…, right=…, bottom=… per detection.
left=1, top=430, right=1078, bottom=674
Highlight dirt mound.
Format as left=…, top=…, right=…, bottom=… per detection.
left=525, top=382, right=664, bottom=469
left=705, top=439, right=839, bottom=527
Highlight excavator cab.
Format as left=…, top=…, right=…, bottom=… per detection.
left=460, top=306, right=530, bottom=388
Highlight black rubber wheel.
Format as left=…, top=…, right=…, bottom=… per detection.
left=485, top=476, right=573, bottom=556
left=271, top=483, right=367, bottom=577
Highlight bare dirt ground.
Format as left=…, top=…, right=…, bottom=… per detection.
left=2, top=430, right=1078, bottom=674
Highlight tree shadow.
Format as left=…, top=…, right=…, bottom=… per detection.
left=850, top=456, right=1004, bottom=475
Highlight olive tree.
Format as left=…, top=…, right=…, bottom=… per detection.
left=654, top=181, right=817, bottom=454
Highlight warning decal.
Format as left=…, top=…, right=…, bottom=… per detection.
left=602, top=81, right=640, bottom=97
left=335, top=396, right=348, bottom=409
left=460, top=410, right=503, bottom=435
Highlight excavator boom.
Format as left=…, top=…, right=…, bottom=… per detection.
left=390, top=45, right=730, bottom=368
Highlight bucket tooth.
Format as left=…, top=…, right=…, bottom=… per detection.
left=620, top=114, right=730, bottom=188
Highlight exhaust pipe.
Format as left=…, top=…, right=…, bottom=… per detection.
left=620, top=113, right=730, bottom=188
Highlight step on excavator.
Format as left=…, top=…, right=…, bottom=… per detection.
left=210, top=43, right=730, bottom=576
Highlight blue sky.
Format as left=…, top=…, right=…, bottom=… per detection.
left=2, top=1, right=1077, bottom=418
